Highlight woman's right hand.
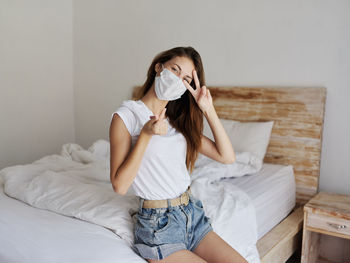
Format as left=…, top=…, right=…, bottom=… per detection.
left=141, top=107, right=168, bottom=136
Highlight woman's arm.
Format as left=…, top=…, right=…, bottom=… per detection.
left=109, top=108, right=167, bottom=195
left=109, top=114, right=152, bottom=195
left=198, top=105, right=236, bottom=164
left=182, top=69, right=235, bottom=164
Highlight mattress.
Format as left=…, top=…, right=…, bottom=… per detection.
left=219, top=163, right=296, bottom=239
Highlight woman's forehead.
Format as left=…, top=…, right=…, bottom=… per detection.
left=167, top=57, right=195, bottom=74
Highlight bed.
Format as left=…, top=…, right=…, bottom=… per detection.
left=0, top=86, right=326, bottom=263
left=133, top=85, right=327, bottom=262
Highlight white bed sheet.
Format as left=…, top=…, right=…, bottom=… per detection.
left=0, top=177, right=145, bottom=263
left=0, top=162, right=293, bottom=263
left=219, top=163, right=296, bottom=239
left=0, top=140, right=262, bottom=263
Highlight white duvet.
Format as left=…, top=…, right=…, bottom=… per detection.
left=1, top=139, right=261, bottom=263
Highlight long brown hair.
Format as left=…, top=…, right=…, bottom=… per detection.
left=135, top=46, right=205, bottom=174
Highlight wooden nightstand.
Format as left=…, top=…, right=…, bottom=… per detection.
left=301, top=192, right=350, bottom=263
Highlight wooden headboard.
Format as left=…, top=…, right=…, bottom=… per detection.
left=132, top=86, right=327, bottom=205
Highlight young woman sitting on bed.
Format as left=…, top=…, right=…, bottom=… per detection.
left=109, top=46, right=248, bottom=263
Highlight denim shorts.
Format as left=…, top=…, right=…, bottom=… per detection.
left=132, top=192, right=213, bottom=260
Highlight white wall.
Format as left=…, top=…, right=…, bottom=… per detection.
left=0, top=0, right=74, bottom=169
left=73, top=0, right=350, bottom=195
left=0, top=0, right=348, bottom=194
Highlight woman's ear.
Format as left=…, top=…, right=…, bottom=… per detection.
left=155, top=63, right=164, bottom=77
left=155, top=63, right=161, bottom=74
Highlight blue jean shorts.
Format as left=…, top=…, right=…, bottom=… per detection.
left=132, top=192, right=214, bottom=260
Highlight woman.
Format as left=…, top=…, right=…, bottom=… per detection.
left=109, top=46, right=248, bottom=263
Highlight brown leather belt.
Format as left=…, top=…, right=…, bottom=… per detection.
left=142, top=186, right=192, bottom=209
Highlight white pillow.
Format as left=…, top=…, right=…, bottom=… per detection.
left=203, top=118, right=274, bottom=162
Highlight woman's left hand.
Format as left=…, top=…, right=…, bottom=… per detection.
left=183, top=69, right=213, bottom=113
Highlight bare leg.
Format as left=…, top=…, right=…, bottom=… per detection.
left=193, top=230, right=248, bottom=263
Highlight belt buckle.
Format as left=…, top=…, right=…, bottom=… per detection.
left=180, top=192, right=189, bottom=205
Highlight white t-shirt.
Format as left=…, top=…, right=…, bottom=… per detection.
left=110, top=99, right=191, bottom=200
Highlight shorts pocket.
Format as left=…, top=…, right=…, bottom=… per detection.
left=134, top=217, right=156, bottom=245
left=192, top=198, right=204, bottom=210
left=154, top=212, right=172, bottom=234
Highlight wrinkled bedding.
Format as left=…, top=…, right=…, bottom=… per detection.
left=1, top=139, right=261, bottom=263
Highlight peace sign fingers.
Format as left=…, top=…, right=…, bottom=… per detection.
left=193, top=69, right=201, bottom=90
left=158, top=107, right=167, bottom=120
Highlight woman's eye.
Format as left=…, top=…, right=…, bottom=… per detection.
left=172, top=67, right=178, bottom=72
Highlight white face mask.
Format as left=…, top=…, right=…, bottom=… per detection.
left=154, top=65, right=187, bottom=101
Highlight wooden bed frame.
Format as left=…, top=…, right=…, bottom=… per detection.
left=132, top=86, right=327, bottom=263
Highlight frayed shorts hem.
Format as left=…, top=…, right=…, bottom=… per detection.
left=134, top=242, right=187, bottom=260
